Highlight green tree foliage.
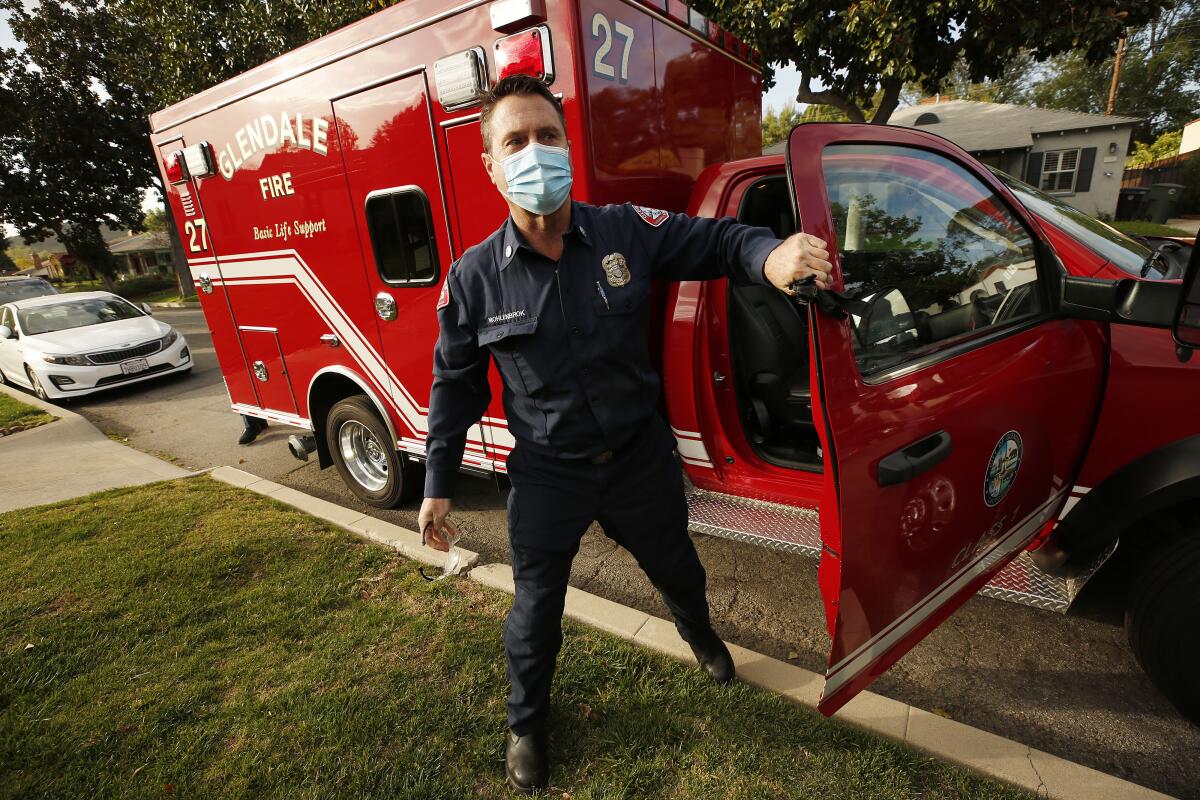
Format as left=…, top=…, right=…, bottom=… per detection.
left=142, top=208, right=168, bottom=232
left=1012, top=1, right=1200, bottom=138
left=690, top=0, right=1167, bottom=124
left=762, top=103, right=805, bottom=148
left=1127, top=130, right=1184, bottom=167
left=0, top=0, right=395, bottom=293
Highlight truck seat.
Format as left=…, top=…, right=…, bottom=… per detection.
left=729, top=284, right=813, bottom=439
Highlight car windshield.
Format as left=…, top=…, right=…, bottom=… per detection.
left=991, top=169, right=1152, bottom=276
left=18, top=297, right=144, bottom=335
left=0, top=279, right=56, bottom=304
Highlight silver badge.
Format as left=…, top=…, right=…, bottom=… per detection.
left=602, top=252, right=631, bottom=287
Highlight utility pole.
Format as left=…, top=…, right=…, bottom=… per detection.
left=1106, top=36, right=1126, bottom=115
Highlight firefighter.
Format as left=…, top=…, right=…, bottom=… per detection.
left=417, top=75, right=832, bottom=793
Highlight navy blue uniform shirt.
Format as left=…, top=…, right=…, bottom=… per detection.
left=424, top=201, right=782, bottom=497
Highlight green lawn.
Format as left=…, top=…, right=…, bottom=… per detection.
left=0, top=392, right=53, bottom=431
left=0, top=478, right=1029, bottom=799
left=1109, top=219, right=1194, bottom=237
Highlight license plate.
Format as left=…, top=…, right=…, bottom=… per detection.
left=120, top=357, right=149, bottom=375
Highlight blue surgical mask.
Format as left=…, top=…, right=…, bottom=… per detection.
left=498, top=142, right=573, bottom=216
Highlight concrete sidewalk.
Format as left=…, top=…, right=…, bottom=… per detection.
left=1166, top=217, right=1199, bottom=235
left=0, top=384, right=189, bottom=513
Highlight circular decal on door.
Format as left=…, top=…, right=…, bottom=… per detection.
left=984, top=431, right=1022, bottom=507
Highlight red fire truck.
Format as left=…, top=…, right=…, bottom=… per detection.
left=149, top=0, right=1200, bottom=721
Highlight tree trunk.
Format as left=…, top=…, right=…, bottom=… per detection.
left=159, top=183, right=195, bottom=298
left=795, top=73, right=867, bottom=123
left=870, top=80, right=904, bottom=125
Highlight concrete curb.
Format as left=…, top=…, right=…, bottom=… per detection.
left=210, top=466, right=1172, bottom=800
left=209, top=466, right=479, bottom=573
left=149, top=300, right=201, bottom=309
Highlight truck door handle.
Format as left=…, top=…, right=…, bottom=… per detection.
left=876, top=430, right=952, bottom=487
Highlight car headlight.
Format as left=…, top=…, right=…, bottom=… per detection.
left=42, top=354, right=90, bottom=366
left=160, top=329, right=179, bottom=348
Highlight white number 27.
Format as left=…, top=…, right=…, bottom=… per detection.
left=184, top=218, right=208, bottom=253
left=591, top=12, right=634, bottom=83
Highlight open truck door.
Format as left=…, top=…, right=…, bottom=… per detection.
left=786, top=123, right=1109, bottom=715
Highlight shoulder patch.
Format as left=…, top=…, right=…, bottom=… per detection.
left=436, top=278, right=450, bottom=311
left=632, top=205, right=670, bottom=227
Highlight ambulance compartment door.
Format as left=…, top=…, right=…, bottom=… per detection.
left=332, top=73, right=492, bottom=470
left=153, top=137, right=259, bottom=409
left=238, top=326, right=299, bottom=415
left=785, top=123, right=1107, bottom=715
left=442, top=118, right=514, bottom=466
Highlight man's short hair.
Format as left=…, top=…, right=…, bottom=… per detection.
left=479, top=75, right=566, bottom=154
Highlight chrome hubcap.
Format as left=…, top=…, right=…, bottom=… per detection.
left=338, top=420, right=389, bottom=492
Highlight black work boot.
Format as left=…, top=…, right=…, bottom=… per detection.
left=505, top=727, right=548, bottom=794
left=238, top=417, right=266, bottom=445
left=688, top=627, right=735, bottom=684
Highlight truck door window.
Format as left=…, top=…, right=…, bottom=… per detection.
left=822, top=144, right=1043, bottom=378
left=364, top=187, right=439, bottom=285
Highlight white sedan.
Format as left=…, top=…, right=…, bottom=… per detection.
left=0, top=291, right=191, bottom=401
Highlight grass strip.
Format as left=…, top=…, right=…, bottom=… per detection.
left=0, top=478, right=1029, bottom=799
left=1109, top=219, right=1193, bottom=237
left=0, top=392, right=54, bottom=432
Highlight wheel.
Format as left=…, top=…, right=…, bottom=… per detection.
left=324, top=395, right=416, bottom=508
left=24, top=366, right=48, bottom=401
left=1125, top=533, right=1200, bottom=724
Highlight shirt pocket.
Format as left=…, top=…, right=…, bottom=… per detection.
left=479, top=316, right=545, bottom=394
left=594, top=276, right=651, bottom=316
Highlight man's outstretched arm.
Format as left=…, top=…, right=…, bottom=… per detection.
left=420, top=268, right=491, bottom=550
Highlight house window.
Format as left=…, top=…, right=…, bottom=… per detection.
left=1039, top=149, right=1080, bottom=193
left=365, top=188, right=438, bottom=285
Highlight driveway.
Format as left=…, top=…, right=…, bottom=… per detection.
left=64, top=307, right=1200, bottom=799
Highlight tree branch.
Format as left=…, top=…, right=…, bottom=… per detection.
left=870, top=79, right=903, bottom=124
left=795, top=71, right=867, bottom=123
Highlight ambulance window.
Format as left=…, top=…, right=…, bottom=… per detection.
left=365, top=188, right=438, bottom=284
left=821, top=143, right=1044, bottom=379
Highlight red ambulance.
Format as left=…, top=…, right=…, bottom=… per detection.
left=149, top=0, right=1200, bottom=722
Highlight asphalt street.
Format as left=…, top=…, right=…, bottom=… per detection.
left=62, top=307, right=1200, bottom=799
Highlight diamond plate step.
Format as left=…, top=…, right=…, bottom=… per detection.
left=685, top=484, right=1105, bottom=613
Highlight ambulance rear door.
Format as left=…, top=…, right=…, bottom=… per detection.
left=786, top=123, right=1107, bottom=715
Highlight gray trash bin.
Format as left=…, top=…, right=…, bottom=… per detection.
left=1142, top=183, right=1185, bottom=224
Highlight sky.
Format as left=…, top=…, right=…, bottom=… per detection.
left=762, top=63, right=808, bottom=113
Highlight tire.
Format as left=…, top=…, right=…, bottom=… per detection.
left=24, top=367, right=48, bottom=401
left=324, top=395, right=416, bottom=508
left=1125, top=533, right=1200, bottom=724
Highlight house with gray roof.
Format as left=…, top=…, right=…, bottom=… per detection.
left=886, top=100, right=1140, bottom=218
left=106, top=231, right=176, bottom=278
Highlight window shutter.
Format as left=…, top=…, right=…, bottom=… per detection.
left=1025, top=152, right=1044, bottom=185
left=1074, top=147, right=1097, bottom=193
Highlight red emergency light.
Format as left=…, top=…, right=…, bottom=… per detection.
left=164, top=150, right=188, bottom=185
left=495, top=26, right=553, bottom=83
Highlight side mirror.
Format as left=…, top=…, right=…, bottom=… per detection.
left=1173, top=242, right=1200, bottom=349
left=141, top=303, right=153, bottom=315
left=0, top=325, right=11, bottom=340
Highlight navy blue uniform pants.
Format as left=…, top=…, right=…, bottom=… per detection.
left=503, top=417, right=712, bottom=735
